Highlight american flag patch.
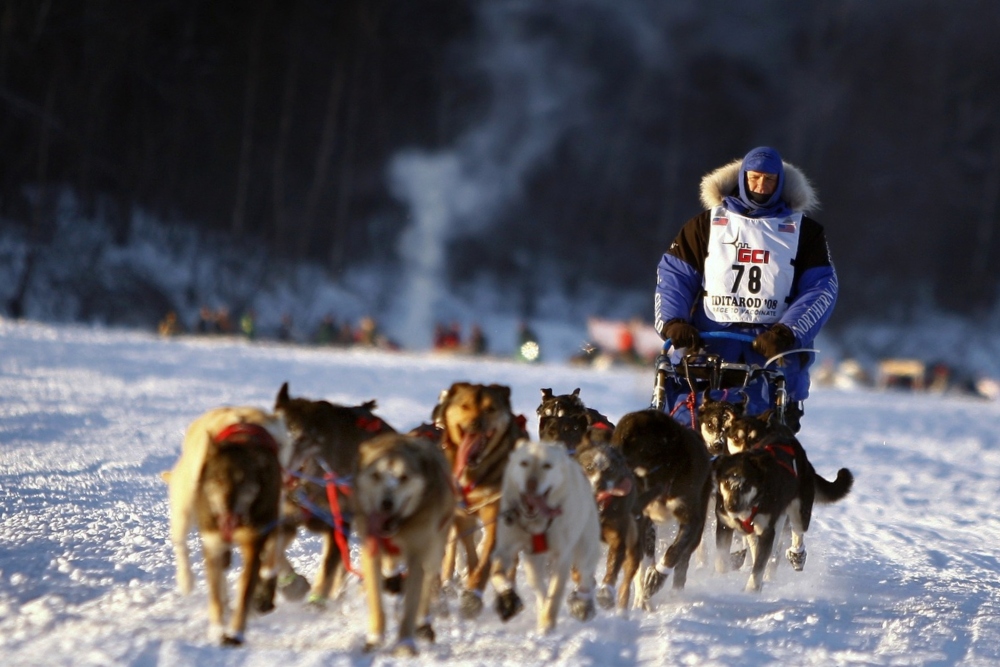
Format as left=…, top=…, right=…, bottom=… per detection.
left=712, top=216, right=729, bottom=226
left=778, top=222, right=796, bottom=233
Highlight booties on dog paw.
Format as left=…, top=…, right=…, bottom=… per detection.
left=786, top=547, right=806, bottom=571
left=459, top=589, right=484, bottom=619
left=415, top=623, right=436, bottom=643
left=495, top=589, right=524, bottom=621
left=595, top=584, right=615, bottom=610
left=642, top=564, right=671, bottom=598
left=278, top=572, right=310, bottom=601
left=568, top=590, right=596, bottom=622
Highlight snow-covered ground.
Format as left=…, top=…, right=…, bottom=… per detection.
left=2, top=318, right=1000, bottom=666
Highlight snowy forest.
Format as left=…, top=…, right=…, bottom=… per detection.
left=1, top=0, right=999, bottom=348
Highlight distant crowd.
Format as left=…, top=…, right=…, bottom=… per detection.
left=157, top=308, right=542, bottom=361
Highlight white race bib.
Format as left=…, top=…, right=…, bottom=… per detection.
left=703, top=206, right=801, bottom=324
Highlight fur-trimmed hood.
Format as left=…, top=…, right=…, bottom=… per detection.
left=699, top=159, right=820, bottom=214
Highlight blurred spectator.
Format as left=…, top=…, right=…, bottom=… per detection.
left=195, top=306, right=216, bottom=334
left=314, top=314, right=337, bottom=345
left=467, top=324, right=488, bottom=356
left=357, top=316, right=379, bottom=347
left=158, top=311, right=183, bottom=337
left=277, top=313, right=294, bottom=342
left=337, top=320, right=355, bottom=346
left=215, top=307, right=234, bottom=334
left=240, top=309, right=256, bottom=340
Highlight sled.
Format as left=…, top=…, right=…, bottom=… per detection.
left=650, top=331, right=815, bottom=426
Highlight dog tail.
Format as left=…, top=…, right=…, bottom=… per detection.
left=815, top=468, right=853, bottom=503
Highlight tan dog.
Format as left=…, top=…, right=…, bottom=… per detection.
left=164, top=406, right=292, bottom=645
left=353, top=433, right=456, bottom=656
left=491, top=439, right=601, bottom=634
left=439, top=382, right=526, bottom=618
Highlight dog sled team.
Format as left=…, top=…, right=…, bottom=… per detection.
left=164, top=379, right=852, bottom=654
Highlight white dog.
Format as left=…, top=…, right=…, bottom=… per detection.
left=164, top=406, right=293, bottom=597
left=491, top=439, right=602, bottom=634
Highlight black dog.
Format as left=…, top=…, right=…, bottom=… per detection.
left=537, top=387, right=615, bottom=450
left=611, top=409, right=712, bottom=602
left=713, top=430, right=853, bottom=592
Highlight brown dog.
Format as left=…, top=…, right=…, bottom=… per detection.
left=273, top=382, right=397, bottom=604
left=165, top=408, right=289, bottom=645
left=576, top=439, right=645, bottom=612
left=439, top=381, right=527, bottom=618
left=353, top=433, right=456, bottom=656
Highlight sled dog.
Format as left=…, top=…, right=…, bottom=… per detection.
left=439, top=381, right=526, bottom=618
left=491, top=439, right=602, bottom=634
left=164, top=406, right=291, bottom=645
left=713, top=431, right=854, bottom=592
left=353, top=432, right=456, bottom=656
left=612, top=409, right=712, bottom=603
left=576, top=439, right=646, bottom=612
left=696, top=392, right=747, bottom=456
left=273, top=382, right=396, bottom=603
left=537, top=387, right=616, bottom=450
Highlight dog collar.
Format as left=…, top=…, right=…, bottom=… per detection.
left=739, top=506, right=759, bottom=534
left=531, top=533, right=548, bottom=554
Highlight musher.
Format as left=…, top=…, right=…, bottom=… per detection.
left=654, top=146, right=838, bottom=432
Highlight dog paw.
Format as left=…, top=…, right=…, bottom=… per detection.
left=786, top=547, right=806, bottom=571
left=568, top=591, right=596, bottom=622
left=391, top=639, right=418, bottom=657
left=596, top=584, right=615, bottom=610
left=730, top=548, right=748, bottom=570
left=460, top=590, right=484, bottom=619
left=642, top=566, right=668, bottom=598
left=495, top=589, right=524, bottom=622
left=306, top=592, right=328, bottom=608
left=220, top=632, right=245, bottom=647
left=383, top=573, right=404, bottom=595
left=252, top=579, right=277, bottom=614
left=278, top=572, right=311, bottom=601
left=415, top=623, right=436, bottom=643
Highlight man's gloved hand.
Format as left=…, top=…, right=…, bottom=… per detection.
left=660, top=319, right=701, bottom=349
left=752, top=323, right=796, bottom=360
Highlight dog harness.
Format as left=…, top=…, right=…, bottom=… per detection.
left=213, top=422, right=280, bottom=453
left=738, top=507, right=760, bottom=534
left=736, top=443, right=798, bottom=533
left=763, top=442, right=798, bottom=478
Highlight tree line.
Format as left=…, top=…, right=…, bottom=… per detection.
left=1, top=0, right=999, bottom=323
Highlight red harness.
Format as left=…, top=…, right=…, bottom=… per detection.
left=738, top=506, right=760, bottom=534
left=737, top=443, right=798, bottom=534
left=355, top=415, right=386, bottom=432
left=213, top=422, right=279, bottom=453
left=763, top=443, right=799, bottom=478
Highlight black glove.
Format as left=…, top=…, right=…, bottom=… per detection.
left=752, top=323, right=796, bottom=359
left=660, top=319, right=701, bottom=349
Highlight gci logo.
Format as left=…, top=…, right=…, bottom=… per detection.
left=736, top=247, right=770, bottom=264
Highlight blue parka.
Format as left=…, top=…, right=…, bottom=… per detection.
left=654, top=148, right=838, bottom=418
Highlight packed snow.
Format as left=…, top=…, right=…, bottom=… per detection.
left=2, top=318, right=1000, bottom=666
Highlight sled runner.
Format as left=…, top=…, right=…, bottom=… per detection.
left=651, top=331, right=815, bottom=427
